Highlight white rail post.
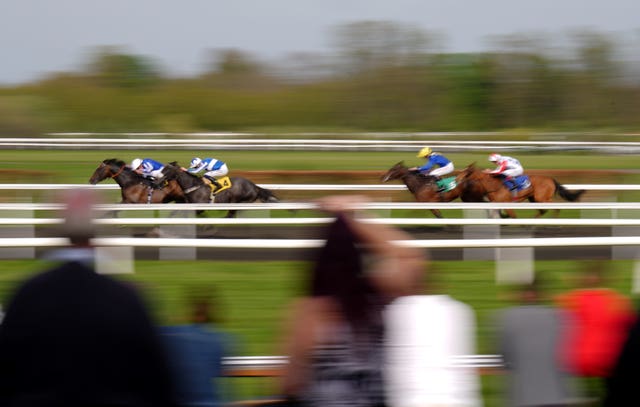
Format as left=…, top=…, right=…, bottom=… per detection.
left=0, top=199, right=35, bottom=259
left=463, top=208, right=498, bottom=261
left=158, top=209, right=197, bottom=260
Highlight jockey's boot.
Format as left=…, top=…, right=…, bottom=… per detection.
left=205, top=176, right=221, bottom=192
left=435, top=177, right=445, bottom=192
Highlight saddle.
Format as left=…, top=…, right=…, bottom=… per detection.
left=436, top=176, right=457, bottom=192
left=208, top=176, right=232, bottom=201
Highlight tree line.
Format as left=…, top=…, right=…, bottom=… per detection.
left=1, top=22, right=638, bottom=135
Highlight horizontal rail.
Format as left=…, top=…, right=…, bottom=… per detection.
left=222, top=354, right=503, bottom=374
left=4, top=135, right=640, bottom=153
left=2, top=202, right=640, bottom=211
left=0, top=183, right=639, bottom=191
left=4, top=217, right=640, bottom=226
left=2, top=236, right=640, bottom=249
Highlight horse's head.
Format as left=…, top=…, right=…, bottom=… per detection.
left=381, top=161, right=409, bottom=183
left=89, top=158, right=125, bottom=184
left=160, top=162, right=180, bottom=180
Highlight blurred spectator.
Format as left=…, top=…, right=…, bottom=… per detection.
left=384, top=265, right=481, bottom=407
left=603, top=304, right=640, bottom=405
left=160, top=286, right=232, bottom=407
left=555, top=261, right=635, bottom=400
left=278, top=195, right=424, bottom=407
left=496, top=280, right=578, bottom=407
left=0, top=189, right=177, bottom=407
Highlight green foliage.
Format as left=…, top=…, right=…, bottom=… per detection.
left=1, top=28, right=639, bottom=133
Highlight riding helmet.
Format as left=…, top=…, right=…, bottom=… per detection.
left=130, top=158, right=143, bottom=169
left=416, top=147, right=433, bottom=158
left=190, top=157, right=202, bottom=168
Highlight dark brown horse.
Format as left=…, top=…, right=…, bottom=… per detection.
left=457, top=162, right=586, bottom=218
left=381, top=161, right=484, bottom=218
left=89, top=158, right=186, bottom=204
left=161, top=162, right=279, bottom=218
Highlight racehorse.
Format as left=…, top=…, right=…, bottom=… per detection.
left=381, top=161, right=484, bottom=218
left=457, top=162, right=586, bottom=218
left=161, top=162, right=280, bottom=218
left=89, top=158, right=186, bottom=204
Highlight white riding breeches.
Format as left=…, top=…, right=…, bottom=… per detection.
left=429, top=162, right=454, bottom=177
left=204, top=164, right=229, bottom=179
left=148, top=168, right=165, bottom=180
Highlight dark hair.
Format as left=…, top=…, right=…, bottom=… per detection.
left=310, top=214, right=384, bottom=330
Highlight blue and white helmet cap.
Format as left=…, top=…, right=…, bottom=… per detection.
left=190, top=157, right=202, bottom=168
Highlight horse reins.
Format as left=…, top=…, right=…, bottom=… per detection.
left=110, top=164, right=125, bottom=179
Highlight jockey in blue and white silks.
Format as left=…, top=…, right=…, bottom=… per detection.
left=409, top=147, right=454, bottom=178
left=188, top=157, right=229, bottom=190
left=130, top=158, right=166, bottom=181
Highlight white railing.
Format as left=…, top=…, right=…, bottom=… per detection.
left=1, top=183, right=639, bottom=191
left=1, top=201, right=640, bottom=211
left=1, top=235, right=639, bottom=250
left=4, top=217, right=640, bottom=226
left=222, top=354, right=503, bottom=373
left=4, top=135, right=640, bottom=152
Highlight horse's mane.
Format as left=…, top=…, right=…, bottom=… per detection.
left=163, top=161, right=200, bottom=182
left=104, top=158, right=126, bottom=167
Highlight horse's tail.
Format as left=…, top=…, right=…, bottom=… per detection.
left=257, top=186, right=279, bottom=203
left=554, top=179, right=586, bottom=202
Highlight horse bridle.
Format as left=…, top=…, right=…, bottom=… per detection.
left=109, top=163, right=125, bottom=179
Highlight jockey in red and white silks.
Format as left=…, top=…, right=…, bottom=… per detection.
left=486, top=153, right=523, bottom=178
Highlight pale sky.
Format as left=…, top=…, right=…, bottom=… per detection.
left=1, top=0, right=639, bottom=84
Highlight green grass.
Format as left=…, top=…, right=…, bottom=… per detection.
left=1, top=147, right=639, bottom=404
left=0, top=258, right=635, bottom=403
left=1, top=149, right=640, bottom=183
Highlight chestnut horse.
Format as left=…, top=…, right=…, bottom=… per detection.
left=381, top=161, right=484, bottom=218
left=89, top=158, right=186, bottom=204
left=457, top=163, right=585, bottom=218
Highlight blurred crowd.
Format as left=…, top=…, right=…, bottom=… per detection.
left=0, top=189, right=638, bottom=407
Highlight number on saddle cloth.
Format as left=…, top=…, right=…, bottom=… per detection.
left=436, top=176, right=457, bottom=192
left=209, top=176, right=232, bottom=197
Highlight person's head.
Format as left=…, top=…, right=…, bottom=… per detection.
left=57, top=188, right=102, bottom=247
left=130, top=158, right=143, bottom=170
left=488, top=153, right=502, bottom=163
left=310, top=215, right=381, bottom=330
left=416, top=147, right=433, bottom=158
left=190, top=157, right=202, bottom=168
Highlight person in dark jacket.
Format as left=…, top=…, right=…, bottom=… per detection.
left=0, top=189, right=177, bottom=407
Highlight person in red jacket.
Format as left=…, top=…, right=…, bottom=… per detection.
left=556, top=261, right=636, bottom=401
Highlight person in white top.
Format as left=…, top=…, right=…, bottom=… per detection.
left=384, top=273, right=482, bottom=407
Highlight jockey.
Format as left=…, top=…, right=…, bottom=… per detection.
left=188, top=157, right=229, bottom=191
left=485, top=153, right=524, bottom=191
left=409, top=147, right=454, bottom=179
left=130, top=158, right=166, bottom=185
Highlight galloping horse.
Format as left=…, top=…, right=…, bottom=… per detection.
left=161, top=162, right=280, bottom=218
left=457, top=163, right=586, bottom=218
left=89, top=158, right=186, bottom=204
left=381, top=161, right=483, bottom=218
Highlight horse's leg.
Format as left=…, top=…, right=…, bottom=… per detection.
left=225, top=210, right=237, bottom=218
left=489, top=192, right=517, bottom=218
left=430, top=209, right=443, bottom=218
